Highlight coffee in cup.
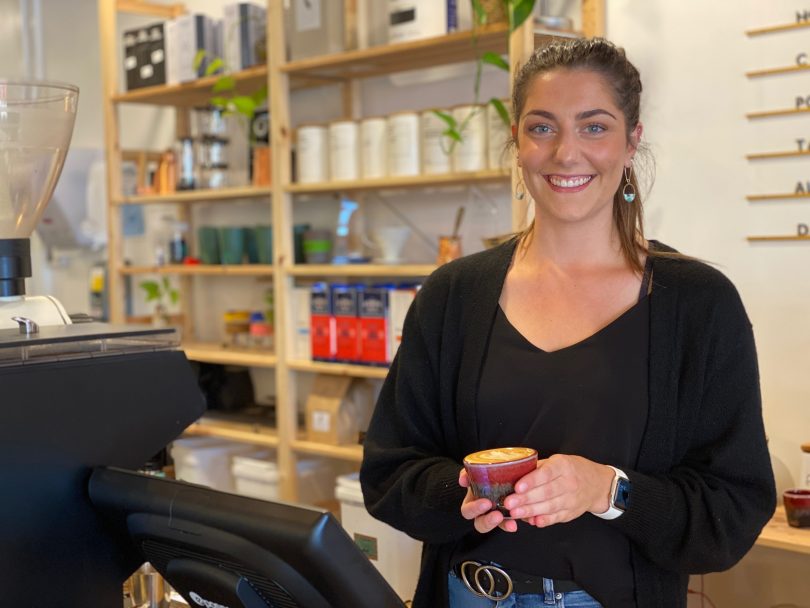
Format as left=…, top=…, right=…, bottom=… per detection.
left=463, top=447, right=538, bottom=516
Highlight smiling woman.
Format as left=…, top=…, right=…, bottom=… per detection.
left=360, top=37, right=775, bottom=608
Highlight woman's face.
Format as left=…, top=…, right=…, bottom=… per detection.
left=515, top=68, right=641, bottom=226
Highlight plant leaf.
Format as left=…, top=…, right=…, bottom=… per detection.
left=509, top=0, right=536, bottom=32
left=231, top=96, right=257, bottom=119
left=251, top=85, right=268, bottom=106
left=139, top=281, right=161, bottom=302
left=205, top=57, right=224, bottom=77
left=193, top=49, right=208, bottom=71
left=211, top=96, right=229, bottom=109
left=443, top=128, right=463, bottom=143
left=481, top=51, right=509, bottom=71
left=433, top=110, right=457, bottom=131
left=168, top=288, right=180, bottom=306
left=212, top=75, right=236, bottom=93
left=470, top=0, right=488, bottom=26
left=489, top=97, right=510, bottom=126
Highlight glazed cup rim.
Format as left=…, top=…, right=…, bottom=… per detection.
left=783, top=488, right=810, bottom=497
left=463, top=447, right=538, bottom=467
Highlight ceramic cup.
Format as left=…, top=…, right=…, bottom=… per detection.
left=463, top=447, right=538, bottom=516
left=783, top=488, right=810, bottom=528
left=218, top=227, right=246, bottom=264
left=372, top=226, right=411, bottom=263
left=254, top=225, right=273, bottom=264
left=197, top=226, right=220, bottom=264
left=437, top=235, right=462, bottom=265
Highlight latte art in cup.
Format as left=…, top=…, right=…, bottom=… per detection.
left=463, top=447, right=538, bottom=516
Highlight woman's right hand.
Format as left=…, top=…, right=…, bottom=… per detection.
left=459, top=469, right=519, bottom=533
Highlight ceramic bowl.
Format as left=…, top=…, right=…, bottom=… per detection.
left=783, top=488, right=810, bottom=528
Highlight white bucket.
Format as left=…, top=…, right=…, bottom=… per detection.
left=452, top=104, right=488, bottom=172
left=387, top=112, right=420, bottom=177
left=335, top=472, right=422, bottom=602
left=170, top=437, right=254, bottom=493
left=296, top=124, right=329, bottom=183
left=487, top=99, right=512, bottom=170
left=329, top=120, right=360, bottom=181
left=360, top=117, right=388, bottom=179
left=420, top=109, right=452, bottom=175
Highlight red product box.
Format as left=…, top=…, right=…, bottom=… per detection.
left=331, top=284, right=361, bottom=363
left=359, top=287, right=390, bottom=366
left=310, top=283, right=335, bottom=361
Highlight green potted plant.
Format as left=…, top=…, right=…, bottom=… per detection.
left=140, top=277, right=179, bottom=327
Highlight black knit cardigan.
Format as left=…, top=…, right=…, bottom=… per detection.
left=359, top=240, right=776, bottom=607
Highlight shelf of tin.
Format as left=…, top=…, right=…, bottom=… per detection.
left=746, top=64, right=810, bottom=78
left=746, top=150, right=810, bottom=161
left=755, top=507, right=810, bottom=555
left=117, top=0, right=185, bottom=19
left=286, top=169, right=509, bottom=194
left=747, top=235, right=810, bottom=242
left=112, top=186, right=272, bottom=205
left=746, top=20, right=810, bottom=36
left=287, top=359, right=389, bottom=380
left=747, top=107, right=810, bottom=120
left=746, top=193, right=810, bottom=202
left=281, top=24, right=570, bottom=86
left=183, top=416, right=279, bottom=447
left=183, top=342, right=276, bottom=368
left=287, top=264, right=435, bottom=278
left=111, top=64, right=268, bottom=107
left=291, top=437, right=364, bottom=463
left=120, top=264, right=275, bottom=276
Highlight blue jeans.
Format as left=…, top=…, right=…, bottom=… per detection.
left=448, top=571, right=603, bottom=608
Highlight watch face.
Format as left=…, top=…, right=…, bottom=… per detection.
left=615, top=478, right=632, bottom=511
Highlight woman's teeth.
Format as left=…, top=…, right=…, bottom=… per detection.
left=548, top=176, right=592, bottom=188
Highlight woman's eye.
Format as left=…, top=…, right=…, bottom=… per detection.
left=529, top=124, right=552, bottom=134
left=584, top=124, right=606, bottom=134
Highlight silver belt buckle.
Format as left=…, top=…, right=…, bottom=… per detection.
left=459, top=560, right=514, bottom=602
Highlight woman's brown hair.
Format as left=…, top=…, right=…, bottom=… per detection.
left=511, top=37, right=649, bottom=274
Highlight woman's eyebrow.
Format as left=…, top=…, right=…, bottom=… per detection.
left=523, top=108, right=617, bottom=120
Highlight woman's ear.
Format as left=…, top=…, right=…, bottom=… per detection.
left=628, top=122, right=643, bottom=155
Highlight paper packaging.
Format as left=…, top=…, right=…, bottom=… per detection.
left=165, top=13, right=217, bottom=84
left=285, top=0, right=345, bottom=61
left=123, top=23, right=166, bottom=90
left=306, top=374, right=352, bottom=444
left=359, top=286, right=390, bottom=366
left=310, top=283, right=335, bottom=361
left=332, top=284, right=362, bottom=363
left=387, top=285, right=419, bottom=362
left=388, top=1, right=472, bottom=43
left=223, top=2, right=267, bottom=71
left=292, top=286, right=312, bottom=360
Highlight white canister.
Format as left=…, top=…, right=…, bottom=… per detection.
left=452, top=104, right=488, bottom=173
left=296, top=124, right=329, bottom=183
left=360, top=117, right=388, bottom=179
left=387, top=112, right=420, bottom=177
left=801, top=443, right=810, bottom=489
left=420, top=109, right=452, bottom=175
left=487, top=99, right=512, bottom=170
left=328, top=119, right=360, bottom=181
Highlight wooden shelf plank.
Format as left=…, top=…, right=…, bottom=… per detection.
left=756, top=507, right=810, bottom=555
left=117, top=0, right=184, bottom=18
left=747, top=235, right=810, bottom=242
left=282, top=25, right=567, bottom=86
left=287, top=169, right=509, bottom=194
left=747, top=21, right=810, bottom=36
left=288, top=264, right=435, bottom=278
left=291, top=439, right=364, bottom=463
left=746, top=150, right=810, bottom=160
left=112, top=65, right=267, bottom=107
left=288, top=359, right=389, bottom=379
left=183, top=342, right=276, bottom=367
left=120, top=264, right=275, bottom=276
left=747, top=107, right=810, bottom=120
left=746, top=64, right=810, bottom=78
left=113, top=186, right=272, bottom=205
left=746, top=193, right=810, bottom=201
left=184, top=417, right=279, bottom=447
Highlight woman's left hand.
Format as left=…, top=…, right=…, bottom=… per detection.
left=503, top=454, right=615, bottom=527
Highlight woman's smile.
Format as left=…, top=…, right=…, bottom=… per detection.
left=545, top=174, right=595, bottom=192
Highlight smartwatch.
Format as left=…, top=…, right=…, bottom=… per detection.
left=593, top=466, right=631, bottom=520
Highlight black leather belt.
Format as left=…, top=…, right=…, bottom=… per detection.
left=452, top=560, right=582, bottom=601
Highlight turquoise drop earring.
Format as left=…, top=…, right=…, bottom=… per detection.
left=623, top=165, right=636, bottom=203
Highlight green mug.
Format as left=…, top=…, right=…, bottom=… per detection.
left=197, top=226, right=220, bottom=264
left=254, top=225, right=273, bottom=264
left=218, top=227, right=246, bottom=265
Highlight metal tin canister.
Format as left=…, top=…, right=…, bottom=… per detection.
left=328, top=119, right=360, bottom=181
left=487, top=99, right=512, bottom=170
left=452, top=104, right=488, bottom=173
left=801, top=443, right=810, bottom=489
left=387, top=111, right=421, bottom=177
left=420, top=109, right=452, bottom=175
left=296, top=124, right=329, bottom=183
left=360, top=117, right=388, bottom=179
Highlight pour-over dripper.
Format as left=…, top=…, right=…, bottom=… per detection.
left=0, top=81, right=78, bottom=296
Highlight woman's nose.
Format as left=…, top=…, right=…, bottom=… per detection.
left=553, top=131, right=580, bottom=164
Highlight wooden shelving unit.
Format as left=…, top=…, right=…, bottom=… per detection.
left=287, top=169, right=509, bottom=194
left=756, top=507, right=810, bottom=555
left=112, top=185, right=272, bottom=205
left=99, top=0, right=604, bottom=504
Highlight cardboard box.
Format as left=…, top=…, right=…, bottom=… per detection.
left=359, top=287, right=390, bottom=366
left=306, top=374, right=352, bottom=444
left=387, top=285, right=418, bottom=362
left=165, top=13, right=217, bottom=84
left=332, top=284, right=361, bottom=363
left=123, top=22, right=166, bottom=90
left=292, top=286, right=312, bottom=360
left=310, top=283, right=335, bottom=361
left=223, top=2, right=267, bottom=70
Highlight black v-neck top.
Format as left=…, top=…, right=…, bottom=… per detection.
left=453, top=279, right=651, bottom=607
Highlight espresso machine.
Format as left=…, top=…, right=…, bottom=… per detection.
left=0, top=81, right=204, bottom=605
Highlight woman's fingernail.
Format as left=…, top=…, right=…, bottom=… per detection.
left=511, top=508, right=524, bottom=518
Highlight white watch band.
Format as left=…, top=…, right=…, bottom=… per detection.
left=592, top=466, right=628, bottom=520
